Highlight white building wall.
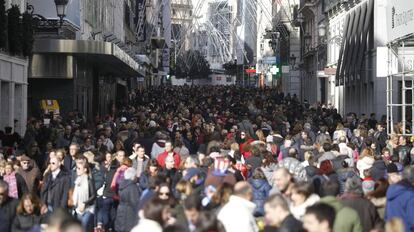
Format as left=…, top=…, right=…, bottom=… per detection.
left=0, top=54, right=28, bottom=135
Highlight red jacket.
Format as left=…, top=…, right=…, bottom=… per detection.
left=156, top=151, right=181, bottom=169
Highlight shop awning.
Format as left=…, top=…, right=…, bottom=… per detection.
left=336, top=0, right=373, bottom=86
left=31, top=39, right=145, bottom=77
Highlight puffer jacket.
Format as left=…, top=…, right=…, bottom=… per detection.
left=248, top=178, right=271, bottom=216
left=278, top=157, right=307, bottom=182
left=337, top=168, right=358, bottom=194
left=385, top=180, right=414, bottom=232
left=115, top=179, right=140, bottom=232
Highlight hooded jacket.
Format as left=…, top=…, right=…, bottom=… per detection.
left=218, top=195, right=258, bottom=232
left=384, top=181, right=414, bottom=232
left=248, top=178, right=272, bottom=216
left=115, top=179, right=140, bottom=232
left=319, top=196, right=362, bottom=232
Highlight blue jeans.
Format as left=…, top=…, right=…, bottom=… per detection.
left=97, top=197, right=115, bottom=230
left=77, top=211, right=94, bottom=232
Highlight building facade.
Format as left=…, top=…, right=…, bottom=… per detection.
left=0, top=54, right=28, bottom=135
left=326, top=0, right=376, bottom=116
left=27, top=0, right=147, bottom=119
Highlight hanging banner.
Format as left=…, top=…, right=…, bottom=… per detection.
left=136, top=0, right=147, bottom=42
left=386, top=0, right=414, bottom=43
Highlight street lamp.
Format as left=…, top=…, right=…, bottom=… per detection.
left=54, top=0, right=69, bottom=25
left=318, top=22, right=326, bottom=38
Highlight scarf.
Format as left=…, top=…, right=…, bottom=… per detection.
left=73, top=175, right=90, bottom=214
left=4, top=172, right=18, bottom=198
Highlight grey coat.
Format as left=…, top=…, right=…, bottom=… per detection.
left=115, top=179, right=140, bottom=232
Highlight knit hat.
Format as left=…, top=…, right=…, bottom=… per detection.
left=387, top=163, right=402, bottom=174
left=344, top=176, right=363, bottom=195
left=183, top=168, right=201, bottom=181
left=124, top=167, right=137, bottom=180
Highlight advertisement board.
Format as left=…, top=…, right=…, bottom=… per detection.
left=386, top=0, right=414, bottom=43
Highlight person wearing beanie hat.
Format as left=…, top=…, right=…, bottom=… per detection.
left=340, top=176, right=382, bottom=232
left=115, top=167, right=140, bottom=232
left=386, top=163, right=403, bottom=184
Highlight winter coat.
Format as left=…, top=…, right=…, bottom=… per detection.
left=341, top=193, right=382, bottom=232
left=357, top=156, right=375, bottom=178
left=246, top=156, right=262, bottom=171
left=156, top=151, right=181, bottom=169
left=290, top=194, right=320, bottom=220
left=151, top=140, right=166, bottom=159
left=115, top=179, right=140, bottom=232
left=384, top=180, right=414, bottom=232
left=278, top=157, right=307, bottom=182
left=102, top=160, right=119, bottom=199
left=11, top=213, right=42, bottom=232
left=248, top=178, right=271, bottom=216
left=337, top=168, right=358, bottom=194
left=40, top=169, right=70, bottom=209
left=90, top=165, right=104, bottom=191
left=264, top=214, right=304, bottom=232
left=261, top=164, right=278, bottom=187
left=319, top=196, right=362, bottom=232
left=238, top=119, right=256, bottom=140
left=218, top=195, right=259, bottom=232
left=139, top=172, right=151, bottom=192
left=0, top=197, right=18, bottom=232
left=17, top=164, right=41, bottom=194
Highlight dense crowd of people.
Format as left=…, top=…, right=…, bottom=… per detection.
left=0, top=85, right=414, bottom=232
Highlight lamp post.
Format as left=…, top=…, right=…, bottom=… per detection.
left=317, top=21, right=346, bottom=115
left=54, top=0, right=69, bottom=26
left=26, top=0, right=69, bottom=29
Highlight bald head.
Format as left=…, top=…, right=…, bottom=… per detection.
left=234, top=181, right=253, bottom=200
left=273, top=168, right=293, bottom=193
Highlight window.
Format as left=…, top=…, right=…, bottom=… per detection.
left=226, top=77, right=232, bottom=82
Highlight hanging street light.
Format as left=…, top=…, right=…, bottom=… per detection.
left=54, top=0, right=69, bottom=26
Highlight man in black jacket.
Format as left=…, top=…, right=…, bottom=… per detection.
left=0, top=180, right=18, bottom=232
left=263, top=193, right=304, bottom=232
left=41, top=156, right=70, bottom=212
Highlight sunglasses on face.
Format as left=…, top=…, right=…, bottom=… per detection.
left=159, top=192, right=170, bottom=196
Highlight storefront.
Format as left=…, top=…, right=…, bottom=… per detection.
left=376, top=0, right=414, bottom=135
left=28, top=39, right=145, bottom=119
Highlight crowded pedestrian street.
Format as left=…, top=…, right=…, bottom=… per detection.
left=1, top=0, right=414, bottom=232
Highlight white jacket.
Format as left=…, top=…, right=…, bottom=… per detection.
left=290, top=194, right=320, bottom=220
left=131, top=218, right=163, bottom=232
left=218, top=195, right=258, bottom=232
